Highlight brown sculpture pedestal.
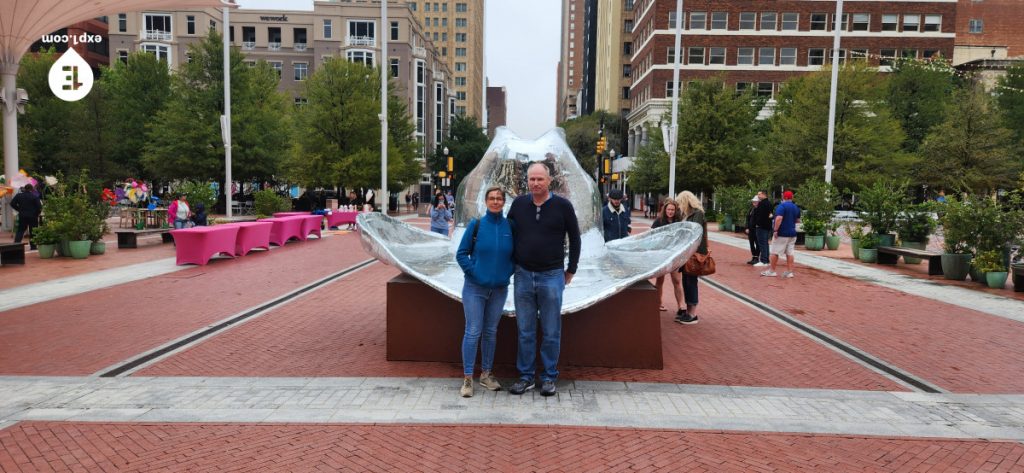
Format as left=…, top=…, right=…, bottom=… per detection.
left=386, top=273, right=662, bottom=369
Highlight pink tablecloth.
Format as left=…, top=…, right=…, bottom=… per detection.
left=325, top=211, right=360, bottom=228
left=273, top=211, right=309, bottom=218
left=222, top=221, right=273, bottom=256
left=259, top=217, right=305, bottom=246
left=297, top=215, right=323, bottom=239
left=170, top=226, right=240, bottom=266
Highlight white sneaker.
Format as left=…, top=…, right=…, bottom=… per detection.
left=782, top=271, right=795, bottom=278
left=760, top=270, right=777, bottom=277
left=753, top=262, right=768, bottom=267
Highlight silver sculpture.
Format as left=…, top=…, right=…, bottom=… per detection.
left=358, top=127, right=702, bottom=314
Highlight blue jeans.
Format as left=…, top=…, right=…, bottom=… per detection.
left=682, top=274, right=699, bottom=306
left=756, top=228, right=771, bottom=264
left=461, top=280, right=507, bottom=376
left=430, top=226, right=447, bottom=235
left=513, top=266, right=565, bottom=382
left=174, top=219, right=188, bottom=229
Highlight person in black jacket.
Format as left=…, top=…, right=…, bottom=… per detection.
left=602, top=189, right=631, bottom=242
left=745, top=195, right=760, bottom=264
left=10, top=184, right=42, bottom=244
left=190, top=203, right=208, bottom=227
left=753, top=190, right=773, bottom=266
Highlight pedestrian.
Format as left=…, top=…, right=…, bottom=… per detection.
left=652, top=198, right=684, bottom=313
left=404, top=193, right=412, bottom=212
left=167, top=194, right=191, bottom=229
left=412, top=192, right=420, bottom=211
left=602, top=188, right=631, bottom=242
left=429, top=200, right=452, bottom=236
left=364, top=188, right=375, bottom=211
left=445, top=190, right=455, bottom=211
left=753, top=190, right=773, bottom=267
left=10, top=184, right=42, bottom=244
left=675, top=190, right=706, bottom=325
left=645, top=194, right=656, bottom=218
left=190, top=202, right=208, bottom=227
left=454, top=186, right=514, bottom=398
left=745, top=195, right=760, bottom=264
left=506, top=162, right=581, bottom=397
left=762, top=190, right=800, bottom=278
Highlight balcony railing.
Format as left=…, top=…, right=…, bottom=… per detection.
left=347, top=35, right=375, bottom=47
left=242, top=41, right=256, bottom=50
left=294, top=43, right=307, bottom=52
left=268, top=42, right=281, bottom=51
left=141, top=30, right=172, bottom=41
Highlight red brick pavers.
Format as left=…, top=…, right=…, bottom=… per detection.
left=707, top=240, right=1024, bottom=393
left=1, top=422, right=1022, bottom=472
left=139, top=258, right=902, bottom=391
left=0, top=233, right=370, bottom=375
left=0, top=237, right=177, bottom=291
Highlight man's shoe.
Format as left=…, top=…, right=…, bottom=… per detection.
left=675, top=313, right=700, bottom=325
left=782, top=271, right=795, bottom=279
left=746, top=258, right=758, bottom=265
left=540, top=380, right=557, bottom=397
left=760, top=270, right=777, bottom=277
left=753, top=262, right=768, bottom=267
left=508, top=379, right=535, bottom=395
left=479, top=372, right=502, bottom=391
left=460, top=378, right=473, bottom=398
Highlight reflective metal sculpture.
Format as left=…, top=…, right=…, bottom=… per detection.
left=358, top=127, right=702, bottom=314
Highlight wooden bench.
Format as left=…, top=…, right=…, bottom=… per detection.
left=0, top=242, right=27, bottom=265
left=1012, top=264, right=1024, bottom=293
left=115, top=228, right=174, bottom=249
left=877, top=246, right=943, bottom=276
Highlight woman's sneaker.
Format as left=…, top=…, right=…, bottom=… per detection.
left=479, top=372, right=502, bottom=391
left=676, top=313, right=700, bottom=325
left=460, top=378, right=473, bottom=398
left=760, top=270, right=777, bottom=277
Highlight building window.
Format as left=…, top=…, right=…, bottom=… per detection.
left=780, top=47, right=797, bottom=65
left=624, top=19, right=634, bottom=32
left=391, top=21, right=399, bottom=40
left=442, top=3, right=448, bottom=12
left=736, top=82, right=751, bottom=94
left=455, top=62, right=466, bottom=71
left=882, top=14, right=898, bottom=31
left=294, top=97, right=307, bottom=106
left=850, top=49, right=869, bottom=61
left=880, top=48, right=897, bottom=66
left=808, top=48, right=825, bottom=66
left=709, top=47, right=725, bottom=65
left=456, top=48, right=466, bottom=56
left=903, top=14, right=919, bottom=32
left=442, top=47, right=447, bottom=56
left=140, top=43, right=171, bottom=65
left=455, top=33, right=467, bottom=42
left=435, top=83, right=444, bottom=146
left=424, top=16, right=430, bottom=27
left=143, top=13, right=172, bottom=40
left=851, top=13, right=870, bottom=31
left=969, top=19, right=983, bottom=34
left=349, top=20, right=375, bottom=43
left=737, top=47, right=754, bottom=65
left=622, top=64, right=631, bottom=77
left=117, top=50, right=128, bottom=63
left=836, top=13, right=849, bottom=31
left=758, top=47, right=775, bottom=66
left=210, top=19, right=216, bottom=31
left=270, top=61, right=282, bottom=77
left=622, top=86, right=630, bottom=99
left=667, top=47, right=678, bottom=63
left=456, top=105, right=466, bottom=115
left=668, top=12, right=679, bottom=29
left=902, top=49, right=918, bottom=59
left=810, top=13, right=827, bottom=31
left=433, top=18, right=439, bottom=27
left=760, top=12, right=777, bottom=31
left=118, top=13, right=127, bottom=32
left=779, top=13, right=798, bottom=31
left=390, top=58, right=399, bottom=78
left=756, top=82, right=773, bottom=98
left=665, top=81, right=681, bottom=97
left=324, top=19, right=333, bottom=38
left=456, top=3, right=467, bottom=13
left=442, top=18, right=448, bottom=27
left=923, top=49, right=940, bottom=59
left=623, top=42, right=632, bottom=56
left=187, top=15, right=195, bottom=35
left=442, top=32, right=447, bottom=41
left=687, top=47, right=704, bottom=65
left=739, top=12, right=756, bottom=30
left=433, top=32, right=438, bottom=41
left=410, top=2, right=417, bottom=11
left=710, top=12, right=727, bottom=30
left=455, top=77, right=466, bottom=86
left=689, top=11, right=706, bottom=30
left=831, top=49, right=847, bottom=65
left=416, top=61, right=425, bottom=132
left=456, top=18, right=467, bottom=27
left=347, top=50, right=375, bottom=66
left=924, top=15, right=941, bottom=32
left=456, top=91, right=466, bottom=100
left=294, top=62, right=308, bottom=81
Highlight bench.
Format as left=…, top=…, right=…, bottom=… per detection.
left=877, top=246, right=943, bottom=276
left=0, top=242, right=27, bottom=265
left=1012, top=264, right=1024, bottom=293
left=115, top=228, right=174, bottom=249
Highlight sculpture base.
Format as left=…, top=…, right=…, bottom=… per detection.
left=386, top=273, right=663, bottom=369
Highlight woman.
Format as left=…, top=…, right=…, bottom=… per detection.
left=167, top=194, right=191, bottom=229
left=454, top=187, right=514, bottom=397
left=676, top=190, right=707, bottom=325
left=652, top=198, right=684, bottom=314
left=429, top=200, right=453, bottom=235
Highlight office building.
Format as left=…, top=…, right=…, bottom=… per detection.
left=408, top=0, right=485, bottom=125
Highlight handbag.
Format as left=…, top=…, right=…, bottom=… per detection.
left=683, top=251, right=716, bottom=276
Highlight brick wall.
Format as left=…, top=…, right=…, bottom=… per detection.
left=956, top=0, right=1024, bottom=57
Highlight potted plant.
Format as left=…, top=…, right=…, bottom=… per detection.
left=88, top=202, right=109, bottom=255
left=844, top=221, right=865, bottom=259
left=31, top=224, right=59, bottom=259
left=975, top=250, right=1007, bottom=289
left=939, top=197, right=973, bottom=281
left=796, top=179, right=839, bottom=251
left=858, top=232, right=879, bottom=263
left=856, top=179, right=909, bottom=248
left=895, top=202, right=937, bottom=264
left=801, top=218, right=826, bottom=250
left=825, top=219, right=842, bottom=250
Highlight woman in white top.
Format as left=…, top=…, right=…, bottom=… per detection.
left=168, top=194, right=191, bottom=229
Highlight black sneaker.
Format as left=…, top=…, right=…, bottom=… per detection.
left=540, top=380, right=557, bottom=397
left=509, top=378, right=535, bottom=395
left=675, top=313, right=699, bottom=325
left=746, top=257, right=758, bottom=265
left=675, top=308, right=687, bottom=321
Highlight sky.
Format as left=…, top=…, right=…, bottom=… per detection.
left=235, top=0, right=560, bottom=140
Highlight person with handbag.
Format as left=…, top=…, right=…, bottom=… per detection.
left=651, top=198, right=684, bottom=314
left=677, top=190, right=713, bottom=325
left=454, top=187, right=514, bottom=398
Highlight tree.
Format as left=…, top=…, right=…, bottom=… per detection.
left=559, top=110, right=626, bottom=173
left=919, top=84, right=1021, bottom=194
left=997, top=63, right=1024, bottom=144
left=429, top=114, right=489, bottom=190
left=628, top=125, right=668, bottom=194
left=99, top=52, right=171, bottom=178
left=13, top=48, right=82, bottom=175
left=887, top=58, right=959, bottom=152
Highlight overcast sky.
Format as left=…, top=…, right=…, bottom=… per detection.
left=236, top=0, right=560, bottom=140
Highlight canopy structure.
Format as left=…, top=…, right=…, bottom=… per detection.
left=1, top=0, right=229, bottom=229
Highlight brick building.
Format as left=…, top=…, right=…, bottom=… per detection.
left=485, top=85, right=506, bottom=138
left=556, top=0, right=587, bottom=123
left=954, top=0, right=1024, bottom=65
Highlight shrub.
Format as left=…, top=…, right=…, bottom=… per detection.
left=801, top=218, right=826, bottom=236
left=795, top=179, right=840, bottom=235
left=896, top=202, right=937, bottom=243
left=178, top=180, right=218, bottom=212
left=31, top=224, right=59, bottom=246
left=856, top=179, right=910, bottom=236
left=974, top=250, right=1006, bottom=273
left=254, top=189, right=290, bottom=217
left=859, top=232, right=880, bottom=250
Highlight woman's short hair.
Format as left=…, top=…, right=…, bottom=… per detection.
left=484, top=186, right=505, bottom=201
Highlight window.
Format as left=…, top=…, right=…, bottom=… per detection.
left=739, top=12, right=756, bottom=30
left=390, top=58, right=399, bottom=78
left=294, top=97, right=307, bottom=106
left=760, top=12, right=777, bottom=30
left=830, top=49, right=847, bottom=65
left=347, top=50, right=375, bottom=66
left=456, top=91, right=466, bottom=100
left=902, top=49, right=918, bottom=59
left=709, top=47, right=725, bottom=65
left=808, top=48, right=825, bottom=66
left=624, top=19, right=634, bottom=32
left=622, top=64, right=631, bottom=77
left=924, top=15, right=941, bottom=32
left=391, top=21, right=399, bottom=40
left=623, top=42, right=633, bottom=56
left=433, top=3, right=439, bottom=11
left=242, top=26, right=255, bottom=48
left=268, top=27, right=282, bottom=49
left=903, top=14, right=919, bottom=32
left=117, top=50, right=128, bottom=63
left=442, top=47, right=447, bottom=55
left=756, top=82, right=773, bottom=98
left=456, top=18, right=467, bottom=27
left=442, top=18, right=448, bottom=27
left=850, top=49, right=868, bottom=61
left=668, top=11, right=679, bottom=29
left=689, top=11, right=706, bottom=30
left=143, top=13, right=172, bottom=40
left=349, top=20, right=375, bottom=42
left=969, top=19, right=983, bottom=33
left=810, top=13, right=827, bottom=31
left=455, top=33, right=466, bottom=42
left=416, top=61, right=426, bottom=132
left=667, top=47, right=679, bottom=63
left=710, top=12, right=727, bottom=30
left=294, top=62, right=308, bottom=81
left=442, top=2, right=447, bottom=12
left=923, top=49, right=940, bottom=59
left=433, top=18, right=439, bottom=27
left=410, top=2, right=417, bottom=11
left=442, top=32, right=447, bottom=41
left=424, top=16, right=430, bottom=27
left=622, top=86, right=630, bottom=100
left=294, top=28, right=306, bottom=49
left=851, top=13, right=869, bottom=31
left=666, top=81, right=682, bottom=97
left=118, top=13, right=127, bottom=32
left=779, top=47, right=797, bottom=65
left=433, top=32, right=438, bottom=41
left=456, top=3, right=467, bottom=13
left=269, top=61, right=282, bottom=77
left=687, top=47, right=704, bottom=65
left=737, top=47, right=754, bottom=65
left=187, top=15, right=195, bottom=35
left=758, top=47, right=775, bottom=66
left=324, top=19, right=333, bottom=38
left=210, top=19, right=216, bottom=31
left=880, top=48, right=897, bottom=66
left=456, top=48, right=466, bottom=56
left=781, top=13, right=798, bottom=31
left=456, top=105, right=466, bottom=115
left=455, top=62, right=466, bottom=71
left=141, top=43, right=171, bottom=64
left=736, top=82, right=751, bottom=94
left=882, top=14, right=898, bottom=31
left=455, top=77, right=466, bottom=86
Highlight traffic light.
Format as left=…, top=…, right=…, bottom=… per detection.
left=596, top=137, right=606, bottom=155
left=603, top=158, right=611, bottom=175
left=447, top=155, right=454, bottom=172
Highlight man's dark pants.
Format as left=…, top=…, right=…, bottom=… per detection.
left=14, top=217, right=38, bottom=245
left=747, top=229, right=758, bottom=257
left=756, top=228, right=771, bottom=264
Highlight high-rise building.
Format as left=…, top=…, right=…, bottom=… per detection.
left=409, top=0, right=485, bottom=126
left=954, top=0, right=1024, bottom=65
left=625, top=0, right=956, bottom=153
left=594, top=0, right=635, bottom=119
left=580, top=0, right=599, bottom=117
left=556, top=0, right=586, bottom=123
left=486, top=85, right=507, bottom=138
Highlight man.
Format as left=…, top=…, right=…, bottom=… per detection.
left=507, top=162, right=581, bottom=397
left=602, top=189, right=631, bottom=242
left=762, top=190, right=800, bottom=278
left=753, top=190, right=773, bottom=267
left=745, top=195, right=759, bottom=264
left=11, top=184, right=42, bottom=245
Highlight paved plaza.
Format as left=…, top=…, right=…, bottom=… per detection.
left=1, top=214, right=1023, bottom=471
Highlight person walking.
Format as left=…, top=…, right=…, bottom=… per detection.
left=454, top=187, right=514, bottom=397
left=652, top=198, right=684, bottom=313
left=10, top=184, right=42, bottom=244
left=645, top=194, right=656, bottom=218
left=753, top=190, right=773, bottom=267
left=167, top=194, right=191, bottom=229
left=602, top=189, right=631, bottom=242
left=745, top=195, right=760, bottom=264
left=429, top=200, right=453, bottom=236
left=507, top=162, right=581, bottom=397
left=762, top=190, right=800, bottom=278
left=676, top=191, right=707, bottom=325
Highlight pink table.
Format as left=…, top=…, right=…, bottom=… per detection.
left=273, top=211, right=309, bottom=218
left=259, top=217, right=305, bottom=246
left=325, top=211, right=360, bottom=228
left=222, top=221, right=273, bottom=256
left=297, top=215, right=323, bottom=239
left=170, top=226, right=240, bottom=266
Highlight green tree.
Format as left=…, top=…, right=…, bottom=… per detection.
left=919, top=84, right=1021, bottom=194
left=14, top=48, right=81, bottom=175
left=628, top=125, right=669, bottom=194
left=997, top=63, right=1024, bottom=144
left=98, top=52, right=171, bottom=178
left=559, top=110, right=626, bottom=173
left=429, top=114, right=489, bottom=190
left=887, top=58, right=958, bottom=152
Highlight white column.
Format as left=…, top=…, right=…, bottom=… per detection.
left=380, top=1, right=389, bottom=215
left=824, top=0, right=844, bottom=184
left=1, top=65, right=19, bottom=232
left=666, top=0, right=684, bottom=198
left=222, top=4, right=233, bottom=218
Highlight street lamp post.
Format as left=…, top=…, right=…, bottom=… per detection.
left=665, top=0, right=684, bottom=199
left=824, top=0, right=845, bottom=184
left=380, top=0, right=389, bottom=215
left=221, top=1, right=234, bottom=219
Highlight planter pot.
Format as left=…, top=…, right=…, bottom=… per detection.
left=986, top=271, right=1008, bottom=289
left=804, top=235, right=825, bottom=251
left=58, top=240, right=70, bottom=257
left=850, top=239, right=861, bottom=259
left=37, top=244, right=56, bottom=259
left=90, top=241, right=106, bottom=255
left=68, top=240, right=91, bottom=259
left=825, top=235, right=841, bottom=251
left=941, top=253, right=972, bottom=281
left=969, top=265, right=984, bottom=284
left=859, top=248, right=878, bottom=263
left=900, top=241, right=926, bottom=264
left=733, top=225, right=746, bottom=234
left=877, top=233, right=895, bottom=248
left=721, top=215, right=733, bottom=231
left=720, top=222, right=734, bottom=232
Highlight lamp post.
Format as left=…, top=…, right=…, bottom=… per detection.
left=824, top=0, right=844, bottom=183
left=665, top=0, right=684, bottom=198
left=221, top=1, right=234, bottom=219
left=379, top=0, right=389, bottom=215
